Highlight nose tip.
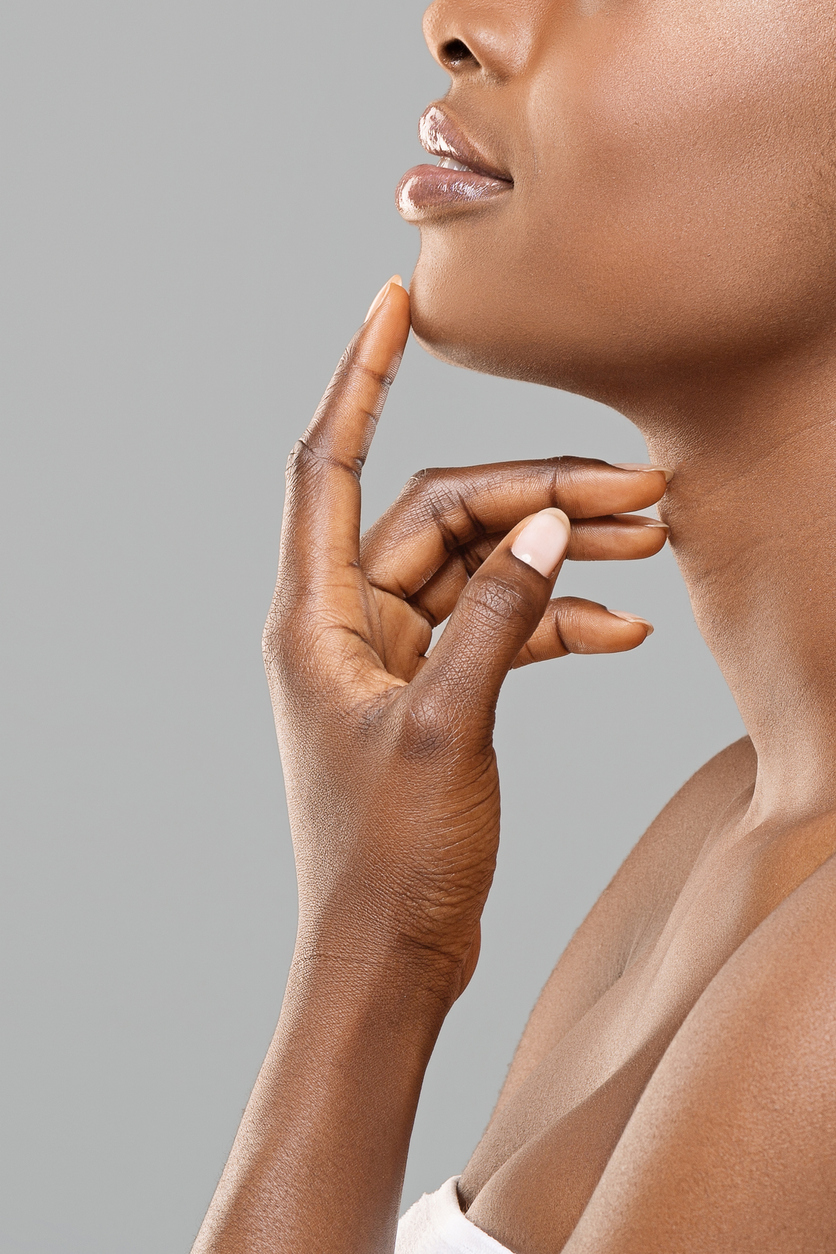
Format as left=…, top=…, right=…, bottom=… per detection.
left=422, top=0, right=533, bottom=79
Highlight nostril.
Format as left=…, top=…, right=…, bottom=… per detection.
left=440, top=37, right=477, bottom=68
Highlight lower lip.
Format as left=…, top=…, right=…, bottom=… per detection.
left=395, top=164, right=512, bottom=222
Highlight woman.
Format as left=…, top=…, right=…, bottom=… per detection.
left=193, top=1, right=836, bottom=1251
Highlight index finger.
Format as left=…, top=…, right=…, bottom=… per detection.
left=279, top=278, right=410, bottom=595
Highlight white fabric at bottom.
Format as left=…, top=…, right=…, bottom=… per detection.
left=395, top=1177, right=514, bottom=1254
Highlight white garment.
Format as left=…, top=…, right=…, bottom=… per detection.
left=395, top=1177, right=514, bottom=1254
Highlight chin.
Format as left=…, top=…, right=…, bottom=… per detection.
left=408, top=264, right=650, bottom=412
left=407, top=246, right=835, bottom=417
left=410, top=299, right=529, bottom=382
left=408, top=263, right=570, bottom=391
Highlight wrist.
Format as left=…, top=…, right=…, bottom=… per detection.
left=288, top=930, right=463, bottom=1027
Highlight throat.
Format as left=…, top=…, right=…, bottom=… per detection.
left=638, top=373, right=836, bottom=820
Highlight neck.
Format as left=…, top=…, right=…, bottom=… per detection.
left=625, top=344, right=836, bottom=822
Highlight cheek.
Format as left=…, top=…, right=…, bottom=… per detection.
left=555, top=7, right=836, bottom=338
left=412, top=3, right=836, bottom=389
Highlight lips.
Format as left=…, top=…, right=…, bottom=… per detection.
left=396, top=105, right=513, bottom=221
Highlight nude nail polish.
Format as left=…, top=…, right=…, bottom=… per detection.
left=511, top=509, right=570, bottom=577
left=610, top=611, right=654, bottom=635
left=364, top=275, right=403, bottom=323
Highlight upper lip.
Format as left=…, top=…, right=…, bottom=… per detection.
left=418, top=105, right=513, bottom=184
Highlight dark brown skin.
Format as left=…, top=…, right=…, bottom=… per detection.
left=192, top=2, right=836, bottom=1251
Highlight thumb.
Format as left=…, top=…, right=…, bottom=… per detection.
left=418, top=508, right=571, bottom=716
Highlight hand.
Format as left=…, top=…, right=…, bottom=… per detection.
left=263, top=278, right=670, bottom=1004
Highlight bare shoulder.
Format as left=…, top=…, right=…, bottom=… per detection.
left=562, top=848, right=836, bottom=1253
left=500, top=736, right=756, bottom=1091
left=588, top=732, right=757, bottom=944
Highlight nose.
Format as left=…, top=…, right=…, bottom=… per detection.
left=422, top=0, right=539, bottom=80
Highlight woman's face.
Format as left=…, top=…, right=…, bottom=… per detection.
left=400, top=0, right=836, bottom=400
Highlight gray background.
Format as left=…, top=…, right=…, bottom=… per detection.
left=0, top=3, right=744, bottom=1251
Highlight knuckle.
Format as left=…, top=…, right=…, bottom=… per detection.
left=546, top=454, right=610, bottom=499
left=400, top=467, right=483, bottom=552
left=549, top=454, right=605, bottom=477
left=284, top=437, right=312, bottom=484
left=285, top=434, right=362, bottom=486
left=552, top=596, right=596, bottom=653
left=320, top=342, right=363, bottom=402
left=319, top=340, right=395, bottom=414
left=465, top=572, right=533, bottom=630
left=402, top=466, right=445, bottom=498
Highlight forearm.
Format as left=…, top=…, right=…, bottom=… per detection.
left=192, top=949, right=451, bottom=1254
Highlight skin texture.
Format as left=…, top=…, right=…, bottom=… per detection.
left=192, top=2, right=836, bottom=1252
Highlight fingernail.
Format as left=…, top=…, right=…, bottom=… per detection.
left=511, top=509, right=570, bottom=578
left=610, top=611, right=654, bottom=635
left=364, top=275, right=404, bottom=323
left=615, top=463, right=674, bottom=483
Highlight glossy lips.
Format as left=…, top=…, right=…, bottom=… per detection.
left=396, top=105, right=513, bottom=221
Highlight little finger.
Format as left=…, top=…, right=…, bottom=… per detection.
left=512, top=597, right=654, bottom=667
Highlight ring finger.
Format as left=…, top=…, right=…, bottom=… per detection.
left=409, top=513, right=667, bottom=628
